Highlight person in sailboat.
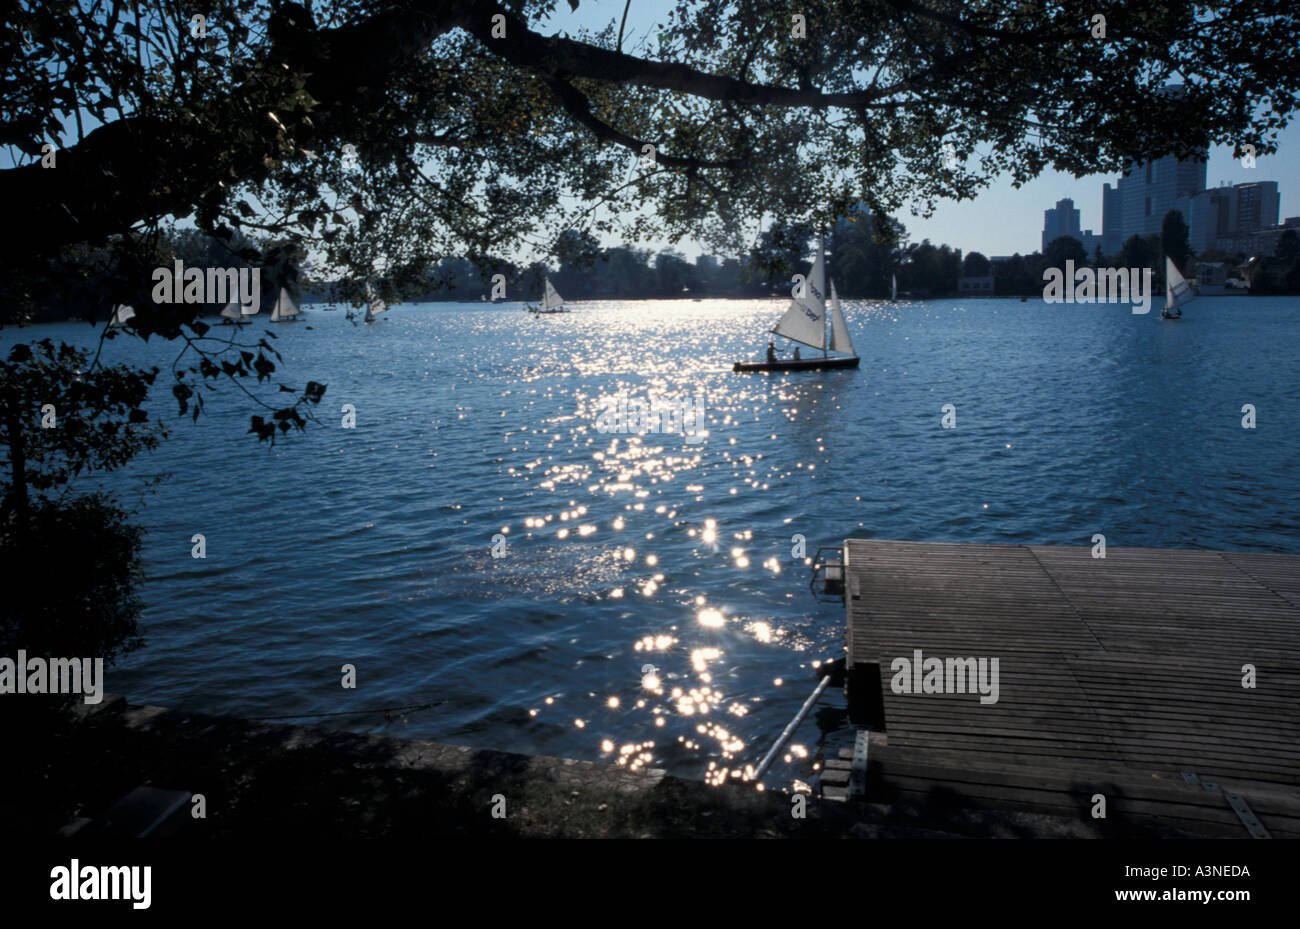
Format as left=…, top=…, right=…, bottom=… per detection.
left=733, top=239, right=861, bottom=373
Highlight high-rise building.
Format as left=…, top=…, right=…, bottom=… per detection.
left=1116, top=152, right=1208, bottom=241
left=1042, top=198, right=1080, bottom=251
left=1042, top=197, right=1102, bottom=254
left=1039, top=84, right=1286, bottom=259
left=1101, top=183, right=1123, bottom=256
left=1168, top=180, right=1281, bottom=253
left=1235, top=182, right=1281, bottom=234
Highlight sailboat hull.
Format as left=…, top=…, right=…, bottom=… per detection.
left=733, top=356, right=860, bottom=373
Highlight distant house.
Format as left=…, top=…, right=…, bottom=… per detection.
left=958, top=275, right=995, bottom=296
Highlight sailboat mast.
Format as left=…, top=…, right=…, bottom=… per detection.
left=819, top=232, right=828, bottom=357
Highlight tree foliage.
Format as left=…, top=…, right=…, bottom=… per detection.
left=4, top=0, right=1297, bottom=287
left=1, top=0, right=1294, bottom=438
left=748, top=220, right=815, bottom=284
left=0, top=494, right=146, bottom=663
left=962, top=252, right=991, bottom=277
left=1161, top=209, right=1192, bottom=272
left=1274, top=229, right=1298, bottom=261
left=830, top=210, right=904, bottom=297
left=1044, top=235, right=1089, bottom=270
left=0, top=343, right=159, bottom=718
left=0, top=341, right=164, bottom=520
left=1118, top=233, right=1161, bottom=275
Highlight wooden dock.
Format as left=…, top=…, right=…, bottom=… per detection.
left=836, top=540, right=1300, bottom=837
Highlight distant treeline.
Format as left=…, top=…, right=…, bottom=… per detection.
left=304, top=214, right=1300, bottom=302
left=16, top=228, right=303, bottom=324
left=20, top=214, right=1300, bottom=323
left=301, top=216, right=973, bottom=302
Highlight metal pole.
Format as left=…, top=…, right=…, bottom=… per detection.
left=750, top=675, right=833, bottom=783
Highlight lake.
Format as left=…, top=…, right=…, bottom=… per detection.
left=8, top=295, right=1299, bottom=787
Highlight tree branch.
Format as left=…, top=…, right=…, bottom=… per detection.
left=540, top=75, right=743, bottom=170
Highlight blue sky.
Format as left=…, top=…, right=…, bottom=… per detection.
left=550, top=1, right=1299, bottom=259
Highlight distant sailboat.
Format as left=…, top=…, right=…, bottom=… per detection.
left=528, top=277, right=568, bottom=314
left=734, top=240, right=860, bottom=372
left=891, top=273, right=898, bottom=301
left=269, top=288, right=300, bottom=322
left=364, top=282, right=387, bottom=323
left=1162, top=257, right=1194, bottom=320
left=109, top=304, right=135, bottom=326
left=219, top=299, right=249, bottom=326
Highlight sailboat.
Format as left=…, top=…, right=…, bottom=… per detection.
left=1162, top=257, right=1195, bottom=320
left=734, top=242, right=860, bottom=372
left=219, top=299, right=251, bottom=326
left=527, top=277, right=568, bottom=314
left=891, top=273, right=898, bottom=301
left=269, top=287, right=300, bottom=322
left=364, top=282, right=387, bottom=323
left=109, top=304, right=135, bottom=326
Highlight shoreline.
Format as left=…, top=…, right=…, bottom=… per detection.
left=1, top=694, right=1201, bottom=839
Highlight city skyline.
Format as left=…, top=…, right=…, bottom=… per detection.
left=1040, top=146, right=1291, bottom=259
left=548, top=2, right=1300, bottom=263
left=921, top=132, right=1298, bottom=260
left=594, top=126, right=1299, bottom=267
left=639, top=131, right=1298, bottom=264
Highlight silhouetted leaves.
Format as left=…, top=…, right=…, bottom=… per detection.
left=248, top=415, right=275, bottom=442
left=1, top=341, right=164, bottom=513
left=172, top=383, right=191, bottom=417
left=253, top=353, right=275, bottom=382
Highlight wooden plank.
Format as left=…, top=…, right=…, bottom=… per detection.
left=839, top=539, right=1300, bottom=833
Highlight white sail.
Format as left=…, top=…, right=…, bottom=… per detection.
left=541, top=277, right=564, bottom=310
left=891, top=273, right=897, bottom=301
left=109, top=304, right=135, bottom=326
left=829, top=282, right=855, bottom=355
left=270, top=288, right=298, bottom=321
left=364, top=282, right=387, bottom=321
left=772, top=247, right=827, bottom=350
left=1165, top=257, right=1195, bottom=311
left=219, top=301, right=241, bottom=320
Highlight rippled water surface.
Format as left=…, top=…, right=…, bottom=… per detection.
left=9, top=296, right=1299, bottom=785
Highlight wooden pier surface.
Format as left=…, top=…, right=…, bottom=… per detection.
left=840, top=540, right=1300, bottom=837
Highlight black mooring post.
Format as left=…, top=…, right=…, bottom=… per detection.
left=846, top=661, right=887, bottom=731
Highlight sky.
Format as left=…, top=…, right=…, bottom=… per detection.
left=549, top=1, right=1299, bottom=259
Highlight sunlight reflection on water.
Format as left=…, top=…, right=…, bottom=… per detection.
left=8, top=295, right=1298, bottom=789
